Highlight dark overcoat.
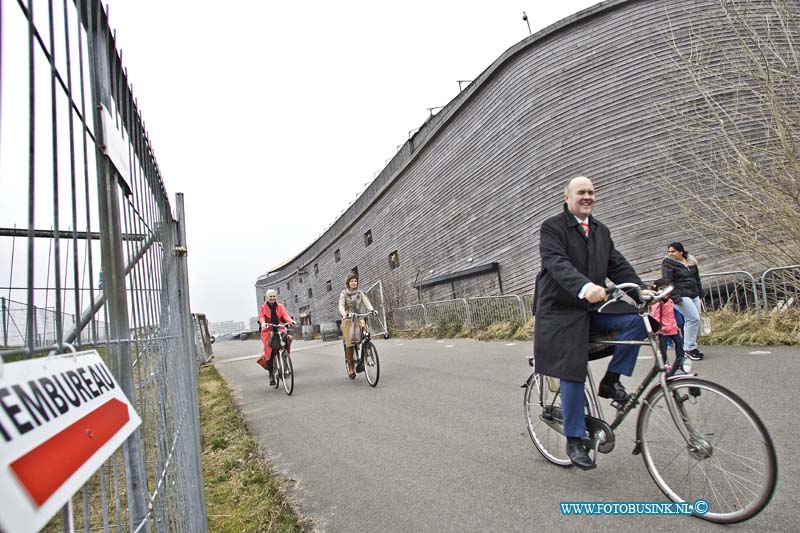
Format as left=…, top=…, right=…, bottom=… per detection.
left=533, top=205, right=641, bottom=382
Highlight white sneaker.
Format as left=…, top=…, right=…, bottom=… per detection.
left=681, top=359, right=693, bottom=373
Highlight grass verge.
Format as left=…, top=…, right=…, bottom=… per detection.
left=199, top=364, right=307, bottom=532
left=395, top=310, right=799, bottom=346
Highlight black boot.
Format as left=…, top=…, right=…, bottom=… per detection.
left=566, top=438, right=595, bottom=470
left=268, top=371, right=276, bottom=386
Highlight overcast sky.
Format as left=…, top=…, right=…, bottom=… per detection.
left=76, top=0, right=600, bottom=324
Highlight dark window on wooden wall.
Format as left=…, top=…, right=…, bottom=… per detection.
left=294, top=295, right=298, bottom=303
left=364, top=230, right=373, bottom=247
left=389, top=251, right=400, bottom=269
left=308, top=288, right=313, bottom=298
left=334, top=249, right=341, bottom=262
left=314, top=263, right=319, bottom=275
left=287, top=281, right=291, bottom=290
left=351, top=266, right=359, bottom=279
left=277, top=287, right=281, bottom=295
left=299, top=275, right=303, bottom=284
left=326, top=280, right=332, bottom=292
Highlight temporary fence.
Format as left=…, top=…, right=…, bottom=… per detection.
left=760, top=265, right=800, bottom=314
left=697, top=270, right=761, bottom=316
left=1, top=1, right=207, bottom=531
left=392, top=266, right=798, bottom=331
left=467, top=295, right=526, bottom=328
left=0, top=296, right=109, bottom=347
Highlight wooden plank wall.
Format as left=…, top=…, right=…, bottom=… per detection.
left=255, top=0, right=794, bottom=325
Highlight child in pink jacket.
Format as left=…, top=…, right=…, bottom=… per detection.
left=650, top=279, right=686, bottom=375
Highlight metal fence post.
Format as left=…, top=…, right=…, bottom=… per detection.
left=463, top=298, right=472, bottom=327
left=87, top=8, right=149, bottom=530
left=421, top=303, right=428, bottom=326
left=175, top=193, right=209, bottom=532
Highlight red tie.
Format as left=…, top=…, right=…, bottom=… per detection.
left=579, top=222, right=589, bottom=237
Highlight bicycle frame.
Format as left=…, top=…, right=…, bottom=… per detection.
left=585, top=289, right=700, bottom=448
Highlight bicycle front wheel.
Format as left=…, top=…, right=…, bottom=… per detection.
left=271, top=353, right=280, bottom=389
left=637, top=377, right=777, bottom=524
left=280, top=351, right=294, bottom=395
left=363, top=341, right=380, bottom=387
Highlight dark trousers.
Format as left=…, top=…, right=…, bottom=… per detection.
left=562, top=312, right=647, bottom=438
left=658, top=333, right=685, bottom=363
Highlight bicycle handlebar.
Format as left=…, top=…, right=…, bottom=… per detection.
left=263, top=322, right=294, bottom=329
left=346, top=311, right=378, bottom=319
left=600, top=283, right=673, bottom=312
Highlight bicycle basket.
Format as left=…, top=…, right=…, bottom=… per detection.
left=269, top=331, right=283, bottom=350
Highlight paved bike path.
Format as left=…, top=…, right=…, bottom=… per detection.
left=212, top=339, right=799, bottom=532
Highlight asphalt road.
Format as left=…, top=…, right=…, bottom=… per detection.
left=211, top=337, right=799, bottom=532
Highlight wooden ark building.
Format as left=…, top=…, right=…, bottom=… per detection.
left=256, top=0, right=797, bottom=326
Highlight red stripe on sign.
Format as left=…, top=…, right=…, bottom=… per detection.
left=10, top=398, right=130, bottom=507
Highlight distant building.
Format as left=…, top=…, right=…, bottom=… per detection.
left=209, top=320, right=245, bottom=336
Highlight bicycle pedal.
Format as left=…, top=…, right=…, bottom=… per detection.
left=610, top=399, right=626, bottom=411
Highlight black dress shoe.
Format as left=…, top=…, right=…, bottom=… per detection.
left=566, top=440, right=596, bottom=470
left=598, top=380, right=629, bottom=403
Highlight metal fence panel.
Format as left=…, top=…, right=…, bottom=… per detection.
left=699, top=271, right=761, bottom=315
left=393, top=304, right=426, bottom=331
left=760, top=265, right=800, bottom=314
left=467, top=295, right=524, bottom=328
left=424, top=299, right=470, bottom=328
left=1, top=1, right=207, bottom=531
left=364, top=280, right=388, bottom=337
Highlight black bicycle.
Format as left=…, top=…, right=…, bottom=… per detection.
left=523, top=283, right=777, bottom=524
left=266, top=323, right=294, bottom=395
left=345, top=312, right=380, bottom=387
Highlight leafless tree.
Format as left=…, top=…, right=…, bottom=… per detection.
left=659, top=0, right=800, bottom=267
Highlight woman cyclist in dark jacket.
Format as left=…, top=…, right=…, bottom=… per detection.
left=661, top=242, right=704, bottom=360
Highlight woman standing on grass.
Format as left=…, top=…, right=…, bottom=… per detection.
left=661, top=242, right=705, bottom=361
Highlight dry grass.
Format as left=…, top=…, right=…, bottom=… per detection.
left=199, top=365, right=307, bottom=532
left=395, top=311, right=798, bottom=346
left=703, top=308, right=800, bottom=346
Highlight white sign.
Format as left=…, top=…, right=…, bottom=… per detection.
left=0, top=351, right=141, bottom=533
left=100, top=103, right=132, bottom=187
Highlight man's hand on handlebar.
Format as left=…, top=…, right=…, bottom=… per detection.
left=585, top=284, right=608, bottom=303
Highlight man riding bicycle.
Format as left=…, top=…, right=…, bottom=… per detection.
left=259, top=289, right=295, bottom=386
left=533, top=176, right=652, bottom=470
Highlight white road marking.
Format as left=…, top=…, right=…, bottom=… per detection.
left=749, top=350, right=771, bottom=355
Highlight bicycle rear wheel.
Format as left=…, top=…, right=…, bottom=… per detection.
left=280, top=351, right=294, bottom=395
left=363, top=341, right=380, bottom=387
left=523, top=371, right=572, bottom=466
left=637, top=377, right=777, bottom=524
